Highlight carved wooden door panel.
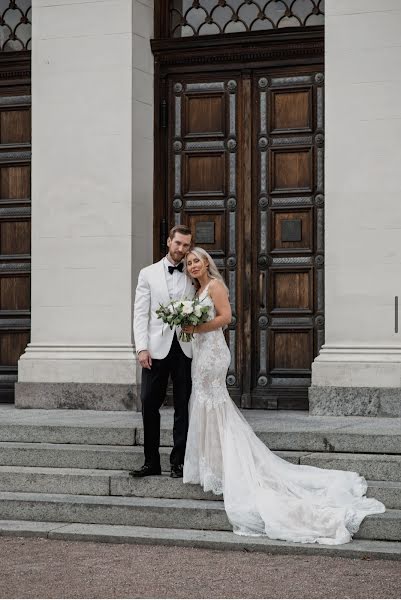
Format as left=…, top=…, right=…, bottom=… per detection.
left=251, top=71, right=324, bottom=409
left=164, top=69, right=324, bottom=409
left=168, top=76, right=242, bottom=404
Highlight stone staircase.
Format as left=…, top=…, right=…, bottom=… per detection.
left=0, top=406, right=400, bottom=559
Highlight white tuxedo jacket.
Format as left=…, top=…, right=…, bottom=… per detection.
left=133, top=259, right=195, bottom=360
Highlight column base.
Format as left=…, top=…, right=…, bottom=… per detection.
left=310, top=344, right=401, bottom=417
left=16, top=344, right=140, bottom=411
left=15, top=382, right=138, bottom=411
left=309, top=386, right=401, bottom=417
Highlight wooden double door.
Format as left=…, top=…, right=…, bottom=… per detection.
left=160, top=67, right=324, bottom=409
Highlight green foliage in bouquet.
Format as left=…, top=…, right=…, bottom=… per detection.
left=156, top=298, right=210, bottom=342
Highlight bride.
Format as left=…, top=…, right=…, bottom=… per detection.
left=181, top=247, right=385, bottom=545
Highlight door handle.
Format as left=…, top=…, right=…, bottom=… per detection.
left=259, top=271, right=266, bottom=308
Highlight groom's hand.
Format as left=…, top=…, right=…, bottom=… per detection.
left=138, top=350, right=152, bottom=370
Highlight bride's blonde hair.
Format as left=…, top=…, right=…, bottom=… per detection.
left=186, top=247, right=229, bottom=294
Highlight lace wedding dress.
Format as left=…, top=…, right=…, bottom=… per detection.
left=183, top=284, right=385, bottom=545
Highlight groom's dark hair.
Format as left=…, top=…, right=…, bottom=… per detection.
left=169, top=224, right=192, bottom=241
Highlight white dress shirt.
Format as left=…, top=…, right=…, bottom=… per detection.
left=164, top=256, right=188, bottom=300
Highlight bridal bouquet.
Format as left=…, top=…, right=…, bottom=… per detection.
left=156, top=298, right=210, bottom=342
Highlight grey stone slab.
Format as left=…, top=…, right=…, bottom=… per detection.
left=0, top=442, right=155, bottom=470
left=275, top=451, right=307, bottom=465
left=0, top=492, right=399, bottom=541
left=146, top=427, right=401, bottom=454
left=1, top=405, right=401, bottom=455
left=0, top=407, right=139, bottom=445
left=367, top=481, right=401, bottom=509
left=1, top=405, right=401, bottom=451
left=15, top=383, right=139, bottom=411
left=136, top=411, right=401, bottom=454
left=0, top=520, right=65, bottom=538
left=356, top=510, right=401, bottom=542
left=0, top=424, right=135, bottom=446
left=1, top=406, right=399, bottom=433
left=0, top=464, right=397, bottom=509
left=309, top=386, right=401, bottom=417
left=300, top=452, right=401, bottom=482
left=0, top=520, right=399, bottom=560
left=108, top=452, right=303, bottom=499
left=0, top=442, right=304, bottom=471
left=47, top=523, right=401, bottom=560
left=0, top=492, right=231, bottom=531
left=110, top=474, right=219, bottom=501
left=315, top=433, right=401, bottom=455
left=138, top=427, right=333, bottom=451
left=0, top=466, right=123, bottom=496
left=255, top=428, right=401, bottom=454
left=0, top=406, right=142, bottom=427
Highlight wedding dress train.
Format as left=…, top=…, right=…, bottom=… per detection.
left=183, top=285, right=385, bottom=545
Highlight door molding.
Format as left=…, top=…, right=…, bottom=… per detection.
left=152, top=27, right=323, bottom=69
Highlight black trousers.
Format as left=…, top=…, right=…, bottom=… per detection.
left=141, top=334, right=192, bottom=468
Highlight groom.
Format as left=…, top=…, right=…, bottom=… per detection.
left=131, top=224, right=194, bottom=478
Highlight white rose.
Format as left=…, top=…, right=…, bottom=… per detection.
left=194, top=305, right=202, bottom=318
left=181, top=301, right=194, bottom=315
left=168, top=304, right=176, bottom=314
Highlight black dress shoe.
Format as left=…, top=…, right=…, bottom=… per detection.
left=129, top=464, right=161, bottom=478
left=170, top=464, right=183, bottom=478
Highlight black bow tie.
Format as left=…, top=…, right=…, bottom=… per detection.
left=168, top=263, right=184, bottom=275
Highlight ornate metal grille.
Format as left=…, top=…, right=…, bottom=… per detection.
left=171, top=0, right=324, bottom=37
left=0, top=1, right=31, bottom=51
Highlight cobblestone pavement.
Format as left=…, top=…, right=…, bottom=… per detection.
left=0, top=537, right=400, bottom=599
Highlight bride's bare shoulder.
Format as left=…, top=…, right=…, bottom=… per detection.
left=208, top=279, right=227, bottom=297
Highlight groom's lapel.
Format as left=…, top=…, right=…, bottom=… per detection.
left=154, top=259, right=170, bottom=304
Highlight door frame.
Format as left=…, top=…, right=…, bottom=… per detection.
left=151, top=27, right=324, bottom=408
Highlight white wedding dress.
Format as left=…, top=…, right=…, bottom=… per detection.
left=183, top=284, right=385, bottom=545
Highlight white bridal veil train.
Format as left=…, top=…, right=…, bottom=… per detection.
left=183, top=284, right=385, bottom=545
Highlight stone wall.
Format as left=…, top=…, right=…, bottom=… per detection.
left=16, top=0, right=154, bottom=410
left=310, top=0, right=401, bottom=416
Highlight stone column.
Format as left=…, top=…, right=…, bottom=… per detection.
left=16, top=0, right=154, bottom=410
left=309, top=0, right=401, bottom=416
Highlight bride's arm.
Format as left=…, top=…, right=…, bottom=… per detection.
left=194, top=280, right=232, bottom=334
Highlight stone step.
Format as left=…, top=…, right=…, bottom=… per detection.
left=1, top=442, right=400, bottom=483
left=301, top=452, right=401, bottom=482
left=0, top=466, right=217, bottom=501
left=0, top=492, right=230, bottom=531
left=0, top=492, right=399, bottom=542
left=1, top=407, right=400, bottom=454
left=117, top=476, right=401, bottom=510
left=0, top=466, right=123, bottom=497
left=0, top=416, right=137, bottom=446
left=367, top=481, right=401, bottom=510
left=1, top=520, right=401, bottom=561
left=140, top=419, right=401, bottom=455
left=0, top=468, right=399, bottom=508
left=110, top=473, right=218, bottom=501
left=356, top=510, right=401, bottom=542
left=0, top=442, right=145, bottom=470
left=113, top=475, right=401, bottom=509
left=0, top=442, right=304, bottom=471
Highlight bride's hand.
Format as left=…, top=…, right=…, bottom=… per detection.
left=182, top=324, right=197, bottom=334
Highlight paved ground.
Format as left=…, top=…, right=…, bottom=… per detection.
left=0, top=537, right=400, bottom=599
